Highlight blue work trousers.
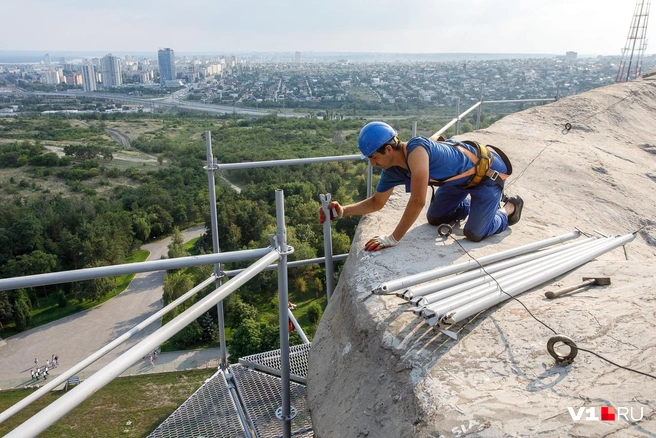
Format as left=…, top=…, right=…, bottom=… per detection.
left=426, top=180, right=508, bottom=242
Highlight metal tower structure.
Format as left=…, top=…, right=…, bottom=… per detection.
left=616, top=0, right=651, bottom=82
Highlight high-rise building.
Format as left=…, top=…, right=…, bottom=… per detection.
left=65, top=73, right=83, bottom=86
left=100, top=54, right=122, bottom=87
left=41, top=70, right=60, bottom=85
left=158, top=48, right=176, bottom=86
left=295, top=51, right=302, bottom=64
left=81, top=63, right=97, bottom=92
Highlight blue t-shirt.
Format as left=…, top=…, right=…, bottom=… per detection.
left=375, top=137, right=507, bottom=193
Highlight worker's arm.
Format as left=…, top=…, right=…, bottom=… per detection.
left=364, top=148, right=429, bottom=251
left=390, top=147, right=429, bottom=241
left=319, top=190, right=392, bottom=223
left=342, top=189, right=392, bottom=217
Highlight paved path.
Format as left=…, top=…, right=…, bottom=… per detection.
left=0, top=226, right=213, bottom=391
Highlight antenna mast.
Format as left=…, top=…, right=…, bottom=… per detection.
left=616, top=0, right=651, bottom=82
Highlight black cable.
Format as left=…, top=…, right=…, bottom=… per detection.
left=449, top=235, right=656, bottom=380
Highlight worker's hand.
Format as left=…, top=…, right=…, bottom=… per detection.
left=364, top=235, right=398, bottom=251
left=319, top=201, right=343, bottom=224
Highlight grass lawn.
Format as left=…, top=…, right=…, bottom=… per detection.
left=0, top=369, right=215, bottom=437
left=184, top=237, right=200, bottom=253
left=0, top=250, right=150, bottom=340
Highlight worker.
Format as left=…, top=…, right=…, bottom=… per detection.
left=319, top=121, right=523, bottom=251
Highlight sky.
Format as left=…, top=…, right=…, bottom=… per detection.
left=2, top=0, right=654, bottom=56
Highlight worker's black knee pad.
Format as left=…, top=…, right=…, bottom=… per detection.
left=427, top=215, right=443, bottom=226
left=427, top=212, right=460, bottom=227
left=463, top=228, right=484, bottom=242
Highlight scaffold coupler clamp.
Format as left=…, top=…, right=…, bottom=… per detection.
left=269, top=234, right=294, bottom=256
left=203, top=156, right=219, bottom=172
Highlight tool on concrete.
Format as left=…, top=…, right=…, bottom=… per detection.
left=547, top=335, right=578, bottom=365
left=437, top=220, right=460, bottom=237
left=545, top=276, right=611, bottom=299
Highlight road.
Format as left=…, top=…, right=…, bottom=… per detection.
left=15, top=91, right=308, bottom=118
left=0, top=226, right=209, bottom=391
left=104, top=127, right=131, bottom=148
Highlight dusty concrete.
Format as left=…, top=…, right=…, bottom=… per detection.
left=308, top=72, right=656, bottom=437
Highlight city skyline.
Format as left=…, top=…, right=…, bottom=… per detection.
left=1, top=0, right=654, bottom=56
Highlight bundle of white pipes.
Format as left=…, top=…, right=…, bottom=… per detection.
left=373, top=231, right=582, bottom=295
left=389, top=232, right=634, bottom=330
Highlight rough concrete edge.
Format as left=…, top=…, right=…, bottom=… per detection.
left=308, top=225, right=427, bottom=438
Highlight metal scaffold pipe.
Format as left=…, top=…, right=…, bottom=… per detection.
left=439, top=233, right=636, bottom=327
left=320, top=193, right=335, bottom=300
left=0, top=248, right=271, bottom=292
left=404, top=236, right=596, bottom=301
left=218, top=154, right=362, bottom=170
left=0, top=275, right=217, bottom=425
left=275, top=189, right=294, bottom=438
left=205, top=130, right=229, bottom=367
left=4, top=249, right=282, bottom=438
left=432, top=101, right=481, bottom=138
left=374, top=231, right=581, bottom=295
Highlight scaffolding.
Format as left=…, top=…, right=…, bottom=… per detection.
left=616, top=0, right=651, bottom=82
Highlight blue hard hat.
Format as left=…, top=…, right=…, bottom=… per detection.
left=358, top=122, right=397, bottom=157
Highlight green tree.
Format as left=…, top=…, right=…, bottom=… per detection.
left=170, top=320, right=203, bottom=348
left=294, top=277, right=308, bottom=294
left=162, top=271, right=194, bottom=309
left=224, top=295, right=258, bottom=328
left=307, top=302, right=323, bottom=325
left=198, top=312, right=218, bottom=342
left=12, top=289, right=32, bottom=330
left=229, top=318, right=262, bottom=359
left=73, top=264, right=116, bottom=301
left=167, top=227, right=188, bottom=259
left=312, top=277, right=323, bottom=298
left=0, top=291, right=12, bottom=328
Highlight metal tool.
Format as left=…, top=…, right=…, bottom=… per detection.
left=437, top=220, right=459, bottom=237
left=545, top=276, right=611, bottom=299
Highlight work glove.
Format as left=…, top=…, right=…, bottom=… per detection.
left=319, top=201, right=343, bottom=224
left=364, top=235, right=398, bottom=251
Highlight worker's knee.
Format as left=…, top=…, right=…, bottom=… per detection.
left=427, top=215, right=443, bottom=226
left=427, top=210, right=463, bottom=227
left=463, top=228, right=485, bottom=242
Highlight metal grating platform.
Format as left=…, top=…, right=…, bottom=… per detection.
left=239, top=343, right=311, bottom=384
left=148, top=370, right=247, bottom=438
left=148, top=344, right=314, bottom=438
left=231, top=365, right=313, bottom=438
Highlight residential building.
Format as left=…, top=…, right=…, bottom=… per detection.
left=65, top=73, right=83, bottom=86
left=81, top=63, right=97, bottom=92
left=101, top=54, right=122, bottom=87
left=158, top=48, right=176, bottom=86
left=41, top=69, right=60, bottom=85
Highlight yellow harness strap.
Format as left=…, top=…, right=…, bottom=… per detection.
left=430, top=141, right=509, bottom=188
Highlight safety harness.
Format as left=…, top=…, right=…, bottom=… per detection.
left=428, top=140, right=513, bottom=201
